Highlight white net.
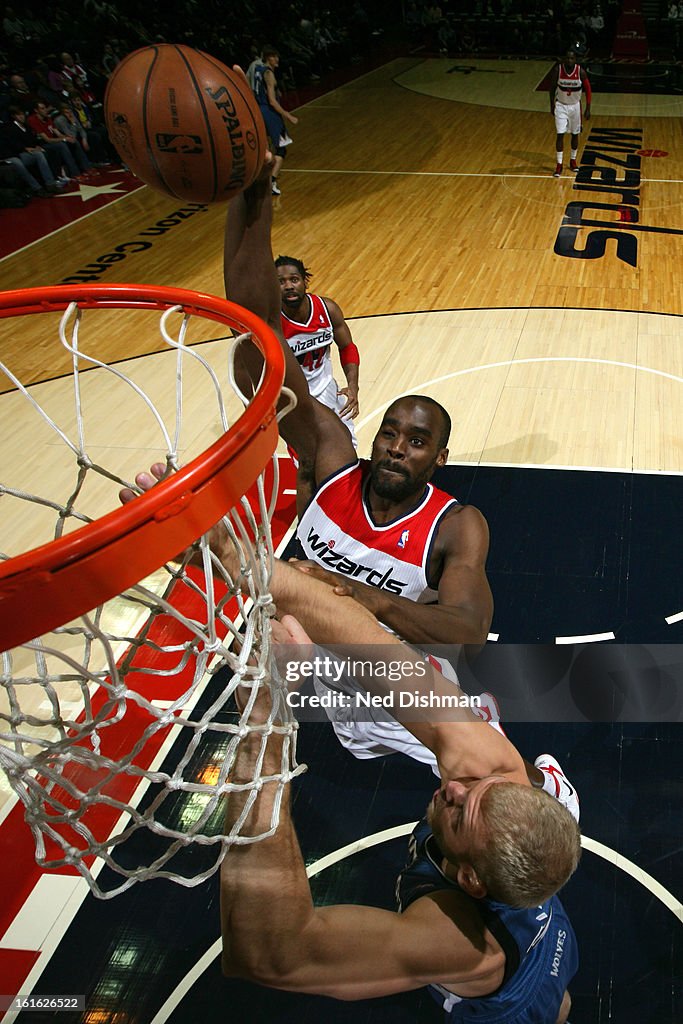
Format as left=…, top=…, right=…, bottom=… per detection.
left=0, top=293, right=303, bottom=898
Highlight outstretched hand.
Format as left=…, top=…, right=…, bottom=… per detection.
left=119, top=461, right=168, bottom=504
left=289, top=558, right=359, bottom=599
left=119, top=463, right=242, bottom=580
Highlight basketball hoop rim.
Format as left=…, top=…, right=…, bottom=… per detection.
left=0, top=283, right=285, bottom=652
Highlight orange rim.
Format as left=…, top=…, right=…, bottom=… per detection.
left=0, top=283, right=284, bottom=651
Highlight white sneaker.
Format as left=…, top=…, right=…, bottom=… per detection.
left=278, top=132, right=293, bottom=147
left=534, top=753, right=580, bottom=823
left=471, top=691, right=506, bottom=736
left=271, top=179, right=281, bottom=195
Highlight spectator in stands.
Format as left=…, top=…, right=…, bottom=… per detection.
left=46, top=55, right=68, bottom=96
left=60, top=51, right=99, bottom=107
left=54, top=101, right=104, bottom=166
left=3, top=7, right=26, bottom=43
left=8, top=72, right=37, bottom=113
left=28, top=99, right=90, bottom=177
left=0, top=62, right=11, bottom=118
left=1, top=106, right=63, bottom=190
left=0, top=141, right=54, bottom=198
left=101, top=42, right=121, bottom=76
left=30, top=59, right=67, bottom=109
left=69, top=91, right=118, bottom=162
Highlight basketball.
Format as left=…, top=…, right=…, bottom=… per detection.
left=104, top=44, right=267, bottom=204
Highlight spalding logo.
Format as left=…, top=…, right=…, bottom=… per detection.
left=155, top=133, right=204, bottom=154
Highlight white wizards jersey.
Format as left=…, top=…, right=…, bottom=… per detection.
left=281, top=293, right=335, bottom=399
left=555, top=63, right=582, bottom=106
left=299, top=459, right=463, bottom=767
left=297, top=460, right=458, bottom=601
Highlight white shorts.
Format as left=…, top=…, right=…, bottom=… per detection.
left=312, top=653, right=504, bottom=778
left=554, top=101, right=582, bottom=136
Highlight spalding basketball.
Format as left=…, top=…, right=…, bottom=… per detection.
left=104, top=44, right=266, bottom=203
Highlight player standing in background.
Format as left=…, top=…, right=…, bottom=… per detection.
left=251, top=47, right=298, bottom=196
left=549, top=48, right=591, bottom=177
left=276, top=254, right=360, bottom=449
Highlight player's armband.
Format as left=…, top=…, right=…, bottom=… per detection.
left=340, top=342, right=360, bottom=366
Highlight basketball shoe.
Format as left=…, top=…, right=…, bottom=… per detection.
left=553, top=163, right=562, bottom=177
left=534, top=753, right=580, bottom=822
left=471, top=691, right=506, bottom=736
left=570, top=159, right=578, bottom=173
left=271, top=179, right=281, bottom=196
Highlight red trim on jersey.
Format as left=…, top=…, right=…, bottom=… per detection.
left=281, top=293, right=332, bottom=337
left=312, top=460, right=457, bottom=571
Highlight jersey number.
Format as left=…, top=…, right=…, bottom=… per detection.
left=298, top=348, right=326, bottom=372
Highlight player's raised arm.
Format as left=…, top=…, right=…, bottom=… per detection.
left=223, top=167, right=318, bottom=479
left=220, top=605, right=580, bottom=1006
left=223, top=162, right=355, bottom=494
left=220, top=622, right=509, bottom=1000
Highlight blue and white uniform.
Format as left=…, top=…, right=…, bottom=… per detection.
left=252, top=61, right=285, bottom=149
left=396, top=819, right=578, bottom=1023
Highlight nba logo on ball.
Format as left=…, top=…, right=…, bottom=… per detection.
left=104, top=43, right=267, bottom=204
left=156, top=134, right=203, bottom=155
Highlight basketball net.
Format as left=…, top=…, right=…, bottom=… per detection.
left=0, top=284, right=304, bottom=898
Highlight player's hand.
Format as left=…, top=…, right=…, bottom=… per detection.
left=338, top=387, right=359, bottom=419
left=272, top=614, right=312, bottom=646
left=289, top=558, right=366, bottom=601
left=585, top=107, right=591, bottom=120
left=118, top=461, right=168, bottom=504
left=285, top=112, right=299, bottom=125
left=119, top=463, right=242, bottom=579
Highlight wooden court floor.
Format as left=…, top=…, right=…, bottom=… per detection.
left=0, top=57, right=681, bottom=1024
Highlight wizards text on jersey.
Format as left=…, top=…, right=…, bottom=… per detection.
left=305, top=527, right=409, bottom=593
left=296, top=461, right=458, bottom=603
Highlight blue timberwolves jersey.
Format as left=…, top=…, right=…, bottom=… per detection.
left=396, top=819, right=578, bottom=1022
left=252, top=62, right=269, bottom=106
